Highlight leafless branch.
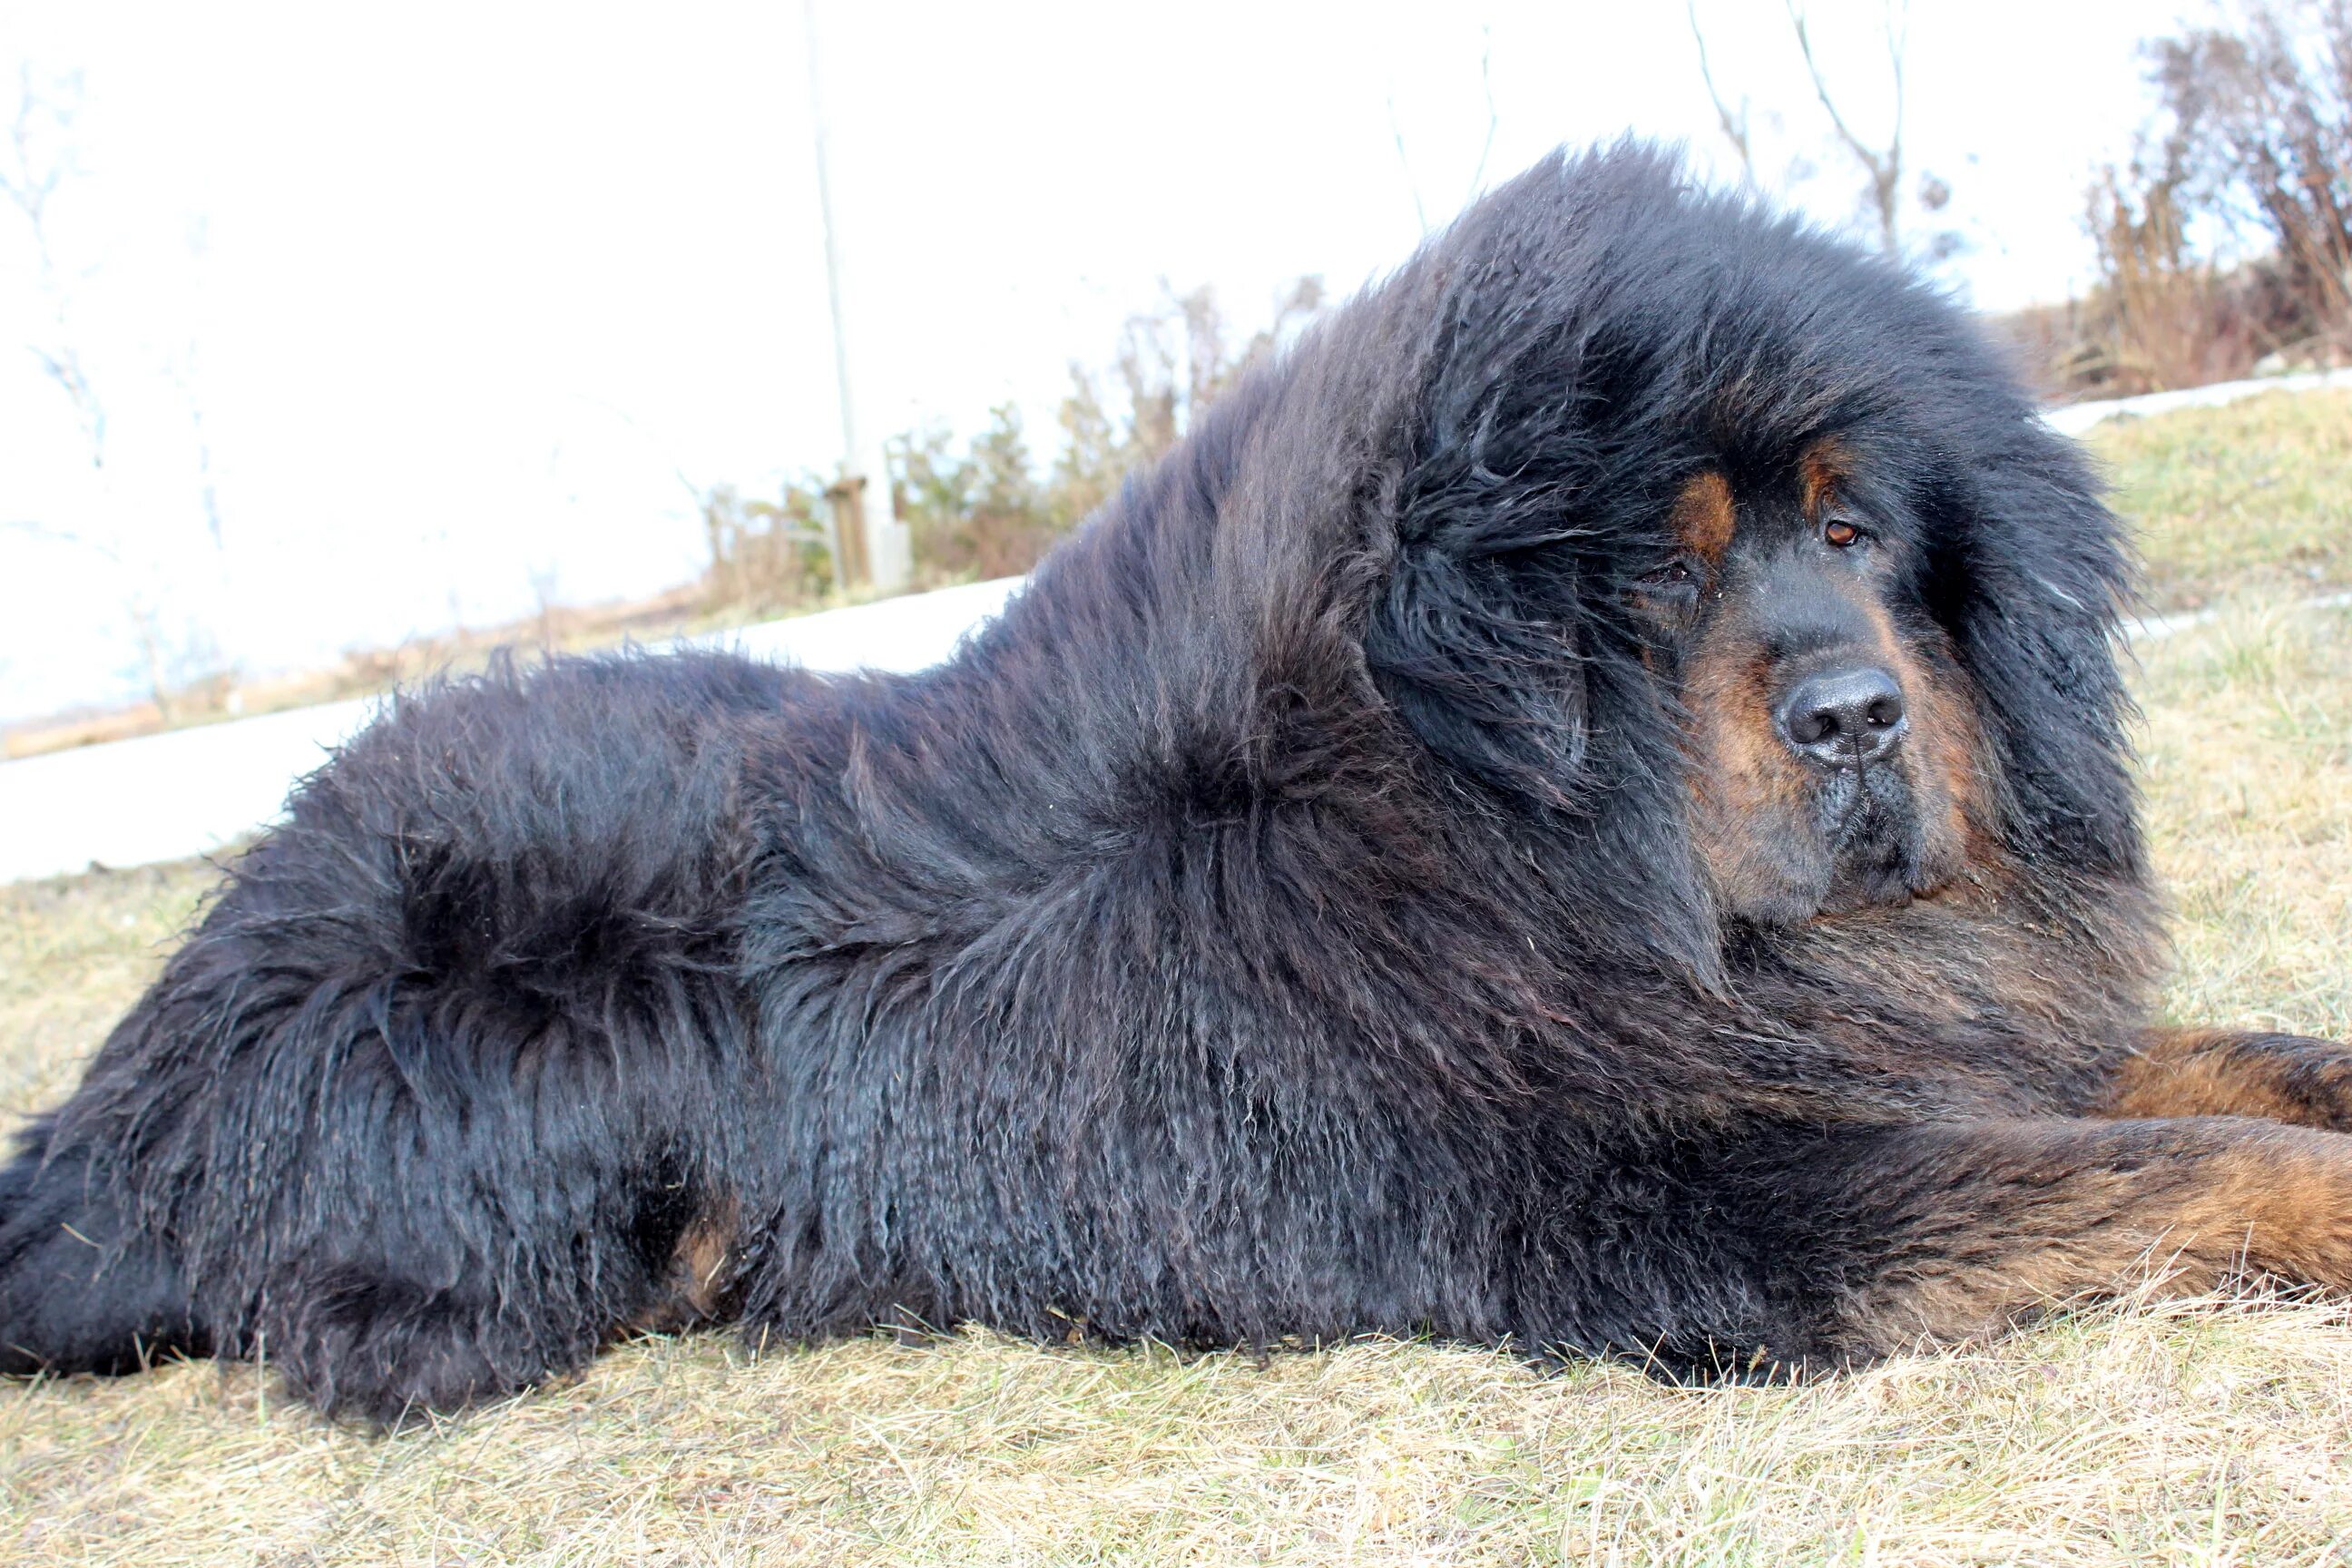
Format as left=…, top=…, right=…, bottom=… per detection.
left=2, top=516, right=122, bottom=565
left=1786, top=0, right=1908, bottom=251
left=1, top=65, right=105, bottom=465
left=1387, top=87, right=1430, bottom=237
left=574, top=395, right=706, bottom=507
left=1466, top=27, right=1500, bottom=200
left=1688, top=0, right=1757, bottom=185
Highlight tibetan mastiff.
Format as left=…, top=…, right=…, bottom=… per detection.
left=6, top=144, right=2350, bottom=1425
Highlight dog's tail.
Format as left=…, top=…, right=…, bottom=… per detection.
left=0, top=1114, right=211, bottom=1378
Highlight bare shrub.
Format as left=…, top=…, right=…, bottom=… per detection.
left=688, top=279, right=1328, bottom=607
left=892, top=407, right=1060, bottom=584
left=894, top=279, right=1327, bottom=585
left=2079, top=148, right=2260, bottom=393
left=1051, top=278, right=1325, bottom=526
left=699, top=480, right=834, bottom=614
left=2052, top=0, right=2352, bottom=397
left=2151, top=0, right=2352, bottom=358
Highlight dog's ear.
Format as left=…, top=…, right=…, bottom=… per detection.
left=1355, top=147, right=1666, bottom=812
left=1936, top=430, right=2141, bottom=876
left=1363, top=494, right=1592, bottom=811
left=1363, top=483, right=1730, bottom=979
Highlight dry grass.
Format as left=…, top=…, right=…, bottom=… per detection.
left=2139, top=602, right=2352, bottom=1042
left=4, top=396, right=2351, bottom=1564
left=2091, top=388, right=2352, bottom=613
left=9, top=1303, right=2352, bottom=1566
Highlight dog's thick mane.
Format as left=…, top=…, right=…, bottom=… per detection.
left=911, top=143, right=2151, bottom=997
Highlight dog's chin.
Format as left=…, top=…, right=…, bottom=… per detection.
left=1715, top=769, right=1931, bottom=929
left=1815, top=857, right=1921, bottom=917
left=1732, top=855, right=1923, bottom=929
left=1811, top=767, right=1927, bottom=917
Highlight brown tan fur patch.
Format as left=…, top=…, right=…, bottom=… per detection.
left=2099, top=1027, right=2352, bottom=1129
left=1670, top=470, right=1737, bottom=566
left=1683, top=632, right=1820, bottom=916
left=1846, top=1118, right=2352, bottom=1356
left=1798, top=437, right=1850, bottom=520
left=1851, top=594, right=1987, bottom=890
left=624, top=1195, right=740, bottom=1334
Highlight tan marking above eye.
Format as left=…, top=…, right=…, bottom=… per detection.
left=1670, top=471, right=1735, bottom=564
left=1799, top=437, right=1851, bottom=519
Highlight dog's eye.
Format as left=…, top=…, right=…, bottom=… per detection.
left=1823, top=516, right=1865, bottom=549
left=1634, top=558, right=1701, bottom=618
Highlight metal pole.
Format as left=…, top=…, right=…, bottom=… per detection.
left=801, top=0, right=906, bottom=592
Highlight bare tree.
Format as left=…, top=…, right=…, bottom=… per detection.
left=1786, top=0, right=1908, bottom=253
left=171, top=216, right=226, bottom=549
left=2, top=520, right=196, bottom=720
left=0, top=67, right=228, bottom=719
left=1687, top=0, right=1960, bottom=261
left=2151, top=0, right=2352, bottom=340
left=1465, top=29, right=1501, bottom=207
left=0, top=65, right=103, bottom=466
left=1388, top=26, right=1504, bottom=238
left=1387, top=90, right=1432, bottom=238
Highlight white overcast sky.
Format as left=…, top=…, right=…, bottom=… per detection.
left=1, top=0, right=2196, bottom=721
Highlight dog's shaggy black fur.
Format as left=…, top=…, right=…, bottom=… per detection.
left=10, top=144, right=2352, bottom=1425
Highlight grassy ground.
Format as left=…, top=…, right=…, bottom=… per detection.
left=2, top=393, right=2349, bottom=1565
left=2099, top=388, right=2352, bottom=613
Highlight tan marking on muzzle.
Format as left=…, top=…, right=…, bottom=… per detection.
left=1851, top=593, right=1994, bottom=889
left=1682, top=567, right=1996, bottom=919
left=1684, top=627, right=1822, bottom=916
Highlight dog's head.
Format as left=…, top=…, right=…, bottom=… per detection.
left=1344, top=145, right=2145, bottom=947
left=1640, top=440, right=1987, bottom=926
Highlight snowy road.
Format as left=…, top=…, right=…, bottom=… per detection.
left=0, top=577, right=1023, bottom=885
left=2039, top=367, right=2352, bottom=435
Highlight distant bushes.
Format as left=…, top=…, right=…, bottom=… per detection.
left=697, top=279, right=1326, bottom=610
left=2007, top=0, right=2352, bottom=398
left=696, top=482, right=835, bottom=614
left=896, top=277, right=1326, bottom=587
left=891, top=409, right=1065, bottom=584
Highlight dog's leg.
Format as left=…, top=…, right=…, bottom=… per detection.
left=3, top=970, right=725, bottom=1427
left=0, top=1090, right=621, bottom=1424
left=3, top=661, right=774, bottom=1422
left=0, top=1117, right=211, bottom=1377
left=1612, top=1114, right=2352, bottom=1375
left=244, top=1095, right=729, bottom=1426
left=2094, top=1025, right=2352, bottom=1130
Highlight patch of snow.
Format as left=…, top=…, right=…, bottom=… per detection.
left=2042, top=368, right=2352, bottom=436
left=0, top=577, right=1025, bottom=885
left=2127, top=590, right=2352, bottom=644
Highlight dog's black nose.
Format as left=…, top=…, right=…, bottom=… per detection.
left=1777, top=666, right=1906, bottom=766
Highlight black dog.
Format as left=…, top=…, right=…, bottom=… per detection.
left=7, top=143, right=2351, bottom=1425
